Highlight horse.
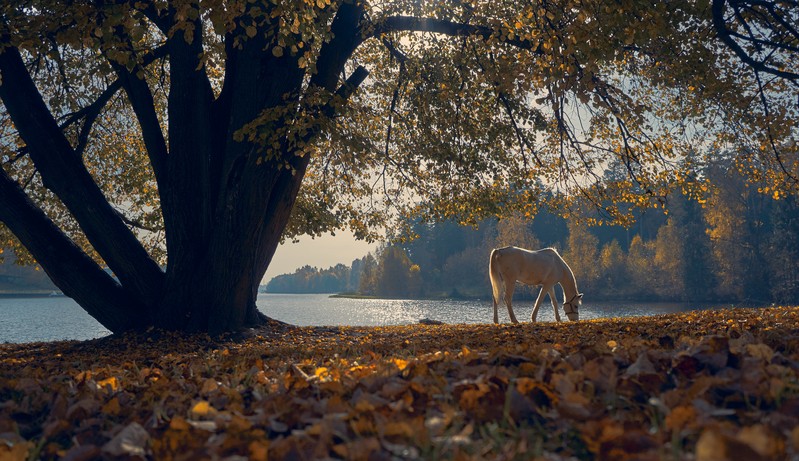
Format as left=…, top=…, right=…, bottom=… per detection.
left=489, top=246, right=583, bottom=323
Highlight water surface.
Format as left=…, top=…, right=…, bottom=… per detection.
left=0, top=293, right=724, bottom=343
left=258, top=293, right=719, bottom=326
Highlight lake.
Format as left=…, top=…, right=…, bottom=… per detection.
left=0, top=293, right=724, bottom=344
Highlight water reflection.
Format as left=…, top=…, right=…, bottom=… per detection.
left=257, top=293, right=723, bottom=327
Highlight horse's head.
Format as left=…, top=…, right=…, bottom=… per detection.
left=564, top=293, right=583, bottom=321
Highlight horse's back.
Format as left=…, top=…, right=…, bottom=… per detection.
left=493, top=246, right=566, bottom=284
left=533, top=247, right=561, bottom=258
left=501, top=246, right=563, bottom=264
left=496, top=245, right=557, bottom=255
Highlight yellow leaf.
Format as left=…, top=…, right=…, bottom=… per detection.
left=190, top=400, right=216, bottom=418
left=272, top=46, right=284, bottom=57
left=315, top=366, right=329, bottom=379
left=392, top=358, right=409, bottom=371
left=98, top=376, right=119, bottom=392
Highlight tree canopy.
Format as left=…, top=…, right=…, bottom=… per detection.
left=0, top=0, right=797, bottom=334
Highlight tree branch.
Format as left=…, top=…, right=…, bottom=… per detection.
left=10, top=44, right=170, bottom=164
left=0, top=168, right=147, bottom=332
left=752, top=67, right=799, bottom=183
left=474, top=47, right=544, bottom=168
left=712, top=0, right=799, bottom=82
left=336, top=67, right=370, bottom=105
left=307, top=4, right=371, bottom=132
left=374, top=16, right=544, bottom=53
left=115, top=208, right=161, bottom=233
left=107, top=45, right=169, bottom=182
left=311, top=2, right=368, bottom=92
left=0, top=45, right=164, bottom=304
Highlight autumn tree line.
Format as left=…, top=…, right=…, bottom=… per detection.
left=266, top=159, right=799, bottom=304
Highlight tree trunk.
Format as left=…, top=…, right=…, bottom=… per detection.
left=151, top=141, right=311, bottom=333
left=0, top=2, right=367, bottom=336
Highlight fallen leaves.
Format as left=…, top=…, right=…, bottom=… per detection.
left=1, top=306, right=799, bottom=460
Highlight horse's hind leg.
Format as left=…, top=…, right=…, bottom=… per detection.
left=504, top=283, right=519, bottom=323
left=548, top=286, right=561, bottom=322
left=531, top=286, right=547, bottom=322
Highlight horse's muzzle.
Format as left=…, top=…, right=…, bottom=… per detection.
left=566, top=312, right=579, bottom=321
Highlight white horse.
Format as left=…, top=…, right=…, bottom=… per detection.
left=489, top=246, right=583, bottom=323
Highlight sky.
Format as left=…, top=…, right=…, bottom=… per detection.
left=261, top=230, right=378, bottom=284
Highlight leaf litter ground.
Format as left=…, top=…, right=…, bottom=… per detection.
left=2, top=306, right=799, bottom=460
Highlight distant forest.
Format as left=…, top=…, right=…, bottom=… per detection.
left=265, top=159, right=799, bottom=304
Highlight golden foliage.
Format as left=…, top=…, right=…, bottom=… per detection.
left=2, top=0, right=797, bottom=249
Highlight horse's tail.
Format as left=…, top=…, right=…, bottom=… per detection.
left=489, top=248, right=504, bottom=307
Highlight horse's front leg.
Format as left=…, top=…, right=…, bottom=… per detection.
left=548, top=286, right=561, bottom=322
left=531, top=286, right=547, bottom=322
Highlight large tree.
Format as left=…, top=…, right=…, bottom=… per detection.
left=0, top=0, right=796, bottom=334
